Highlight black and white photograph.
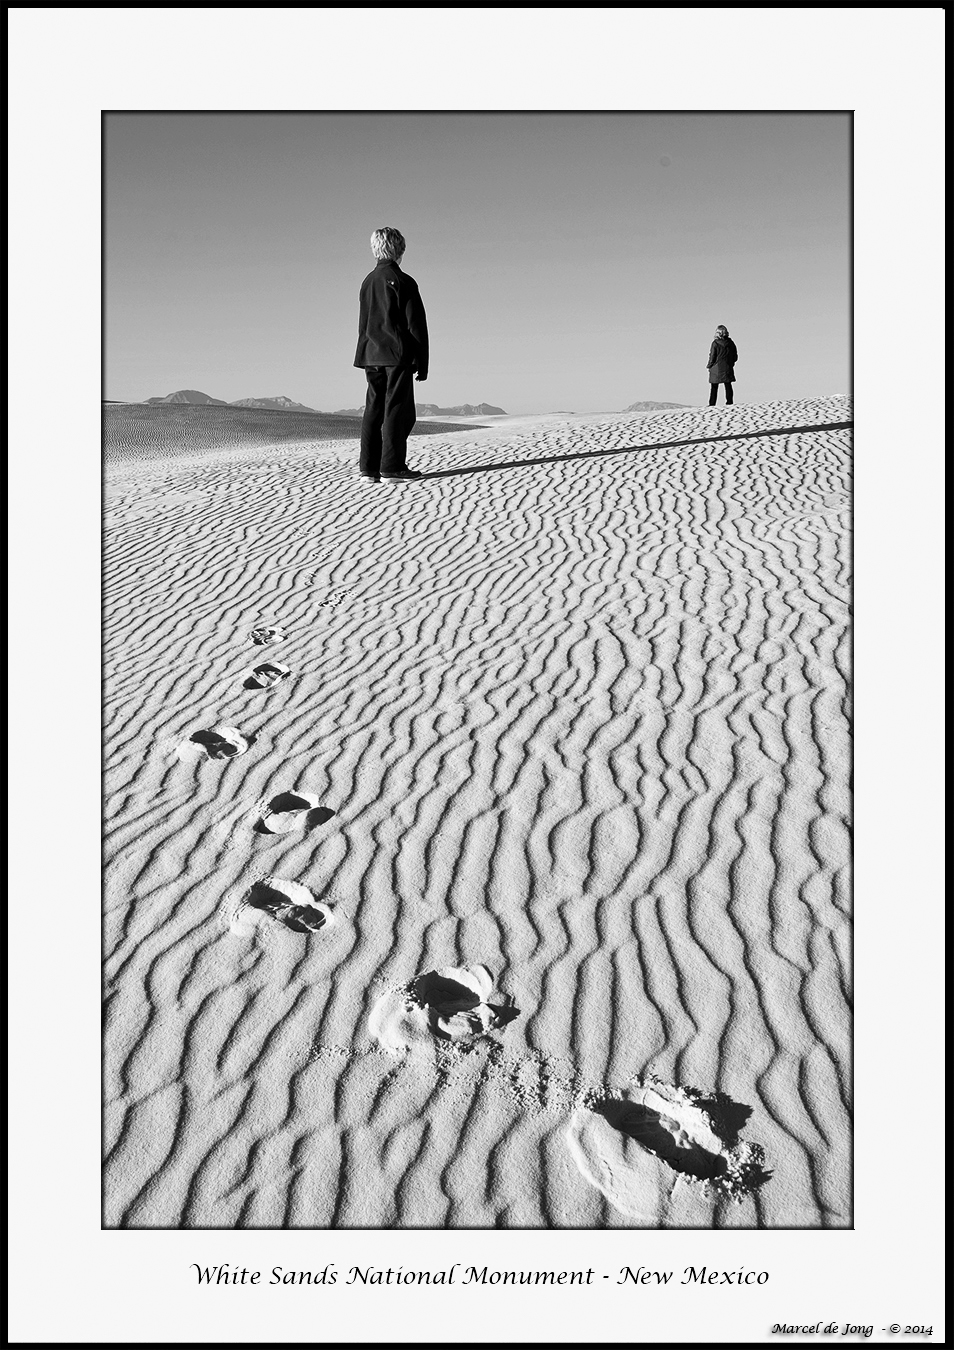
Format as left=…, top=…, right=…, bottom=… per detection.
left=8, top=8, right=944, bottom=1345
left=100, top=108, right=852, bottom=1232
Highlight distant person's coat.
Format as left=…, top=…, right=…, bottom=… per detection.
left=354, top=259, right=429, bottom=379
left=707, top=336, right=738, bottom=384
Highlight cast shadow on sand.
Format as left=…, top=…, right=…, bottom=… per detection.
left=684, top=1092, right=754, bottom=1149
left=418, top=420, right=853, bottom=481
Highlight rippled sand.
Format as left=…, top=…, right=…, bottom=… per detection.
left=104, top=398, right=851, bottom=1228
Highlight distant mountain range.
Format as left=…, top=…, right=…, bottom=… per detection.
left=140, top=391, right=507, bottom=417
left=144, top=390, right=321, bottom=411
left=621, top=400, right=688, bottom=411
left=129, top=390, right=685, bottom=417
left=144, top=390, right=228, bottom=406
left=423, top=402, right=507, bottom=416
left=334, top=402, right=507, bottom=417
left=230, top=395, right=319, bottom=412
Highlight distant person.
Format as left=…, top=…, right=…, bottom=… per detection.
left=706, top=325, right=738, bottom=406
left=353, top=227, right=429, bottom=482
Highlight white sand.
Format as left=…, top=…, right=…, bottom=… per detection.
left=104, top=397, right=851, bottom=1228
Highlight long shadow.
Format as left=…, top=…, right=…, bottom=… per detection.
left=419, top=419, right=853, bottom=480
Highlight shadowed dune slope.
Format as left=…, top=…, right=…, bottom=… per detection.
left=104, top=397, right=851, bottom=1228
left=104, top=402, right=482, bottom=463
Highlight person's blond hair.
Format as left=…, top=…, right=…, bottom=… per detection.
left=370, top=227, right=406, bottom=261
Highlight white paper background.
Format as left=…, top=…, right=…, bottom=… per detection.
left=8, top=7, right=944, bottom=1344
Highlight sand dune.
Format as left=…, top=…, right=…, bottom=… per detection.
left=104, top=397, right=851, bottom=1228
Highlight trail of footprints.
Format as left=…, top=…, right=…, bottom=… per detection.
left=104, top=400, right=854, bottom=1226
left=155, top=576, right=768, bottom=1219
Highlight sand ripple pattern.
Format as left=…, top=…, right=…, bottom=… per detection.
left=104, top=398, right=852, bottom=1228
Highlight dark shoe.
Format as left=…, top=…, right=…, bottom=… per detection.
left=380, top=468, right=423, bottom=481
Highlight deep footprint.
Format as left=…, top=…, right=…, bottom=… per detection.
left=594, top=1098, right=725, bottom=1182
left=255, top=791, right=335, bottom=835
left=369, top=964, right=519, bottom=1059
left=229, top=877, right=335, bottom=936
left=243, top=661, right=291, bottom=690
left=176, top=725, right=250, bottom=763
left=567, top=1079, right=769, bottom=1221
left=249, top=625, right=286, bottom=646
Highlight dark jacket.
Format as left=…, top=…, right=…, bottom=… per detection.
left=353, top=259, right=429, bottom=378
left=707, top=336, right=738, bottom=383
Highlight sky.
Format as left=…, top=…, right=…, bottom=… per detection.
left=104, top=112, right=850, bottom=414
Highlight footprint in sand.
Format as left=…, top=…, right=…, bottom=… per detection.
left=229, top=877, right=335, bottom=936
left=249, top=625, right=286, bottom=646
left=175, top=725, right=251, bottom=763
left=369, top=964, right=520, bottom=1060
left=254, top=791, right=335, bottom=835
left=303, top=585, right=357, bottom=610
left=243, top=660, right=291, bottom=690
left=567, top=1079, right=768, bottom=1221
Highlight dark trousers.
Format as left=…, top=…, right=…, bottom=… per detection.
left=360, top=365, right=416, bottom=474
left=708, top=381, right=734, bottom=406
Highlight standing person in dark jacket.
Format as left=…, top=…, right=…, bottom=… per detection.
left=706, top=325, right=738, bottom=405
left=353, top=227, right=429, bottom=482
